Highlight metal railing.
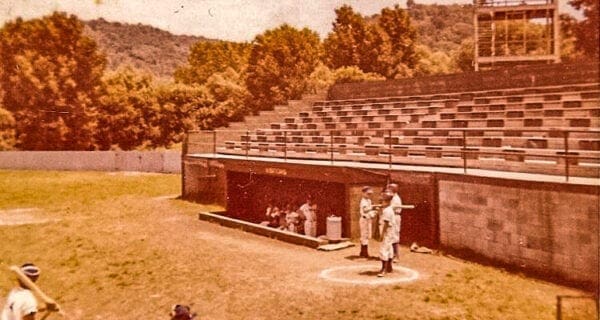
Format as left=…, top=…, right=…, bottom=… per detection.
left=474, top=0, right=555, bottom=7
left=184, top=127, right=600, bottom=182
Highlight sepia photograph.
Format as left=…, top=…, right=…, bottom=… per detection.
left=0, top=0, right=598, bottom=319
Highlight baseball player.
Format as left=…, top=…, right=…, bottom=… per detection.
left=1, top=264, right=40, bottom=320
left=300, top=198, right=317, bottom=237
left=387, top=183, right=403, bottom=262
left=358, top=186, right=378, bottom=258
left=378, top=192, right=396, bottom=277
left=285, top=209, right=300, bottom=233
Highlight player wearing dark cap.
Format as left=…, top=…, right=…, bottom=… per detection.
left=377, top=192, right=396, bottom=277
left=387, top=183, right=403, bottom=262
left=358, top=186, right=377, bottom=258
left=1, top=264, right=40, bottom=320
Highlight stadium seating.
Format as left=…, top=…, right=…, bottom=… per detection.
left=217, top=82, right=600, bottom=177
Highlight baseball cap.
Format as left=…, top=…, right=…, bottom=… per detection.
left=20, top=263, right=40, bottom=278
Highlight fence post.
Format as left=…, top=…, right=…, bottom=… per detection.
left=330, top=130, right=334, bottom=164
left=284, top=130, right=287, bottom=162
left=182, top=132, right=189, bottom=156
left=388, top=129, right=392, bottom=170
left=563, top=131, right=569, bottom=182
left=245, top=129, right=249, bottom=159
left=556, top=296, right=561, bottom=320
left=212, top=130, right=217, bottom=157
left=462, top=129, right=468, bottom=174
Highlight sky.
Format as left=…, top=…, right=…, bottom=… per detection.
left=0, top=0, right=580, bottom=41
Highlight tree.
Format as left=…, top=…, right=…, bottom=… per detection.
left=452, top=39, right=474, bottom=72
left=323, top=5, right=417, bottom=79
left=306, top=64, right=385, bottom=91
left=415, top=45, right=453, bottom=75
left=0, top=12, right=106, bottom=150
left=153, top=81, right=212, bottom=147
left=323, top=5, right=369, bottom=70
left=174, top=41, right=251, bottom=85
left=568, top=0, right=599, bottom=59
left=245, top=24, right=321, bottom=112
left=332, top=66, right=386, bottom=84
left=377, top=5, right=418, bottom=74
left=95, top=67, right=158, bottom=150
left=0, top=107, right=16, bottom=150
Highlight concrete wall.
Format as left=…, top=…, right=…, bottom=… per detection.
left=328, top=62, right=598, bottom=100
left=182, top=157, right=227, bottom=205
left=439, top=176, right=599, bottom=288
left=0, top=151, right=181, bottom=173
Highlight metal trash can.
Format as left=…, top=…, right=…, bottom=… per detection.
left=326, top=215, right=342, bottom=241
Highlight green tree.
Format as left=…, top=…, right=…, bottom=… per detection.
left=376, top=5, right=418, bottom=76
left=245, top=24, right=321, bottom=112
left=323, top=5, right=417, bottom=79
left=152, top=81, right=212, bottom=147
left=568, top=0, right=599, bottom=59
left=452, top=39, right=474, bottom=72
left=415, top=45, right=453, bottom=75
left=323, top=5, right=369, bottom=70
left=307, top=64, right=386, bottom=90
left=332, top=66, right=386, bottom=84
left=174, top=41, right=251, bottom=85
left=95, top=67, right=158, bottom=150
left=0, top=12, right=106, bottom=150
left=0, top=107, right=16, bottom=150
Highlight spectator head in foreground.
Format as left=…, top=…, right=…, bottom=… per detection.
left=170, top=304, right=196, bottom=320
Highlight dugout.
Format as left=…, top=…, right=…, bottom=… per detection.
left=183, top=156, right=439, bottom=246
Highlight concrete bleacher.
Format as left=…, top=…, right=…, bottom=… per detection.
left=217, top=81, right=600, bottom=178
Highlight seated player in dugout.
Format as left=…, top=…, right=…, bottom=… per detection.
left=1, top=263, right=44, bottom=320
left=278, top=203, right=292, bottom=231
left=285, top=207, right=301, bottom=233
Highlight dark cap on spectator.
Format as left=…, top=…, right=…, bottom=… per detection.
left=170, top=304, right=195, bottom=320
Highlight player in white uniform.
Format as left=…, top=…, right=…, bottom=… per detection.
left=378, top=192, right=396, bottom=277
left=387, top=183, right=402, bottom=262
left=1, top=264, right=40, bottom=320
left=300, top=198, right=317, bottom=237
left=358, top=186, right=377, bottom=258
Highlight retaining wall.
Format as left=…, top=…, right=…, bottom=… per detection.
left=438, top=175, right=599, bottom=289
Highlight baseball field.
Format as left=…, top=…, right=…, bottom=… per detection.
left=0, top=170, right=595, bottom=319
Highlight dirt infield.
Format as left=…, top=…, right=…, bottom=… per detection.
left=0, top=170, right=595, bottom=320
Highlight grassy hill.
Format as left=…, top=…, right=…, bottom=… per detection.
left=82, top=3, right=473, bottom=79
left=84, top=18, right=212, bottom=78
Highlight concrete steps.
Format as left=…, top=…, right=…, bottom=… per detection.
left=215, top=90, right=327, bottom=145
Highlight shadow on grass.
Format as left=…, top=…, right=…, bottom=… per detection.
left=344, top=255, right=380, bottom=261
left=358, top=270, right=381, bottom=276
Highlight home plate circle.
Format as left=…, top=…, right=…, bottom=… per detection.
left=319, top=265, right=419, bottom=285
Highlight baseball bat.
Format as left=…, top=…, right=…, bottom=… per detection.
left=8, top=266, right=65, bottom=317
left=395, top=205, right=415, bottom=209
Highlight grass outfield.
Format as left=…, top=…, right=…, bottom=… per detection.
left=0, top=170, right=595, bottom=320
